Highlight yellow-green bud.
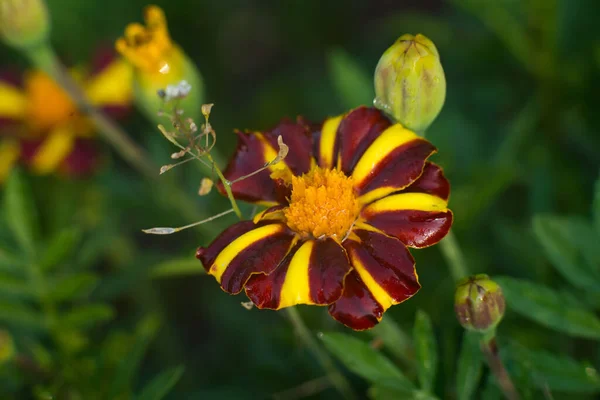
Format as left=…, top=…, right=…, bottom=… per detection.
left=454, top=274, right=505, bottom=333
left=374, top=33, right=446, bottom=132
left=0, top=0, right=50, bottom=49
left=0, top=330, right=15, bottom=364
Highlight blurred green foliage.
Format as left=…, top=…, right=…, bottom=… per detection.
left=1, top=0, right=600, bottom=399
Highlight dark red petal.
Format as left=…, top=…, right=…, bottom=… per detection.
left=344, top=229, right=420, bottom=303
left=337, top=107, right=391, bottom=174
left=328, top=271, right=384, bottom=331
left=219, top=227, right=295, bottom=294
left=263, top=118, right=313, bottom=176
left=196, top=220, right=257, bottom=271
left=356, top=139, right=436, bottom=200
left=365, top=210, right=453, bottom=248
left=245, top=241, right=303, bottom=309
left=59, top=139, right=101, bottom=176
left=400, top=162, right=450, bottom=200
left=308, top=238, right=352, bottom=304
left=100, top=104, right=131, bottom=120
left=218, top=131, right=278, bottom=204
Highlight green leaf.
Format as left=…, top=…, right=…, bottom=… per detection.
left=60, top=304, right=114, bottom=329
left=594, top=173, right=600, bottom=234
left=4, top=169, right=39, bottom=254
left=496, top=276, right=600, bottom=339
left=48, top=272, right=98, bottom=302
left=507, top=341, right=600, bottom=393
left=413, top=310, right=437, bottom=393
left=0, top=301, right=44, bottom=330
left=533, top=215, right=600, bottom=292
left=151, top=257, right=206, bottom=278
left=40, top=228, right=81, bottom=272
left=0, top=271, right=34, bottom=298
left=369, top=383, right=439, bottom=400
left=320, top=332, right=413, bottom=388
left=136, top=366, right=184, bottom=400
left=370, top=317, right=413, bottom=364
left=110, top=314, right=161, bottom=397
left=456, top=331, right=483, bottom=400
left=327, top=48, right=374, bottom=109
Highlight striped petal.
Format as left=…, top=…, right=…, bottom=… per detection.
left=196, top=220, right=258, bottom=271
left=245, top=238, right=351, bottom=309
left=344, top=228, right=420, bottom=308
left=201, top=223, right=296, bottom=294
left=328, top=271, right=384, bottom=331
left=337, top=107, right=392, bottom=174
left=400, top=162, right=450, bottom=200
left=20, top=126, right=76, bottom=175
left=262, top=118, right=313, bottom=176
left=218, top=131, right=281, bottom=205
left=362, top=192, right=452, bottom=248
left=316, top=115, right=342, bottom=169
left=352, top=124, right=436, bottom=205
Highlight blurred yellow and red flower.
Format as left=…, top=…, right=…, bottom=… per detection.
left=0, top=50, right=132, bottom=182
left=197, top=106, right=453, bottom=330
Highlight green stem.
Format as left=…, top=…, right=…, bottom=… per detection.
left=25, top=44, right=157, bottom=178
left=206, top=153, right=242, bottom=219
left=286, top=307, right=357, bottom=400
left=439, top=230, right=469, bottom=282
left=480, top=333, right=520, bottom=400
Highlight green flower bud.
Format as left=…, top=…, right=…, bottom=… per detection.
left=454, top=274, right=505, bottom=333
left=374, top=33, right=446, bottom=132
left=0, top=329, right=15, bottom=364
left=0, top=0, right=50, bottom=50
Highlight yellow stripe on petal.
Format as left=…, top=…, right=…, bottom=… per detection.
left=85, top=59, right=133, bottom=107
left=31, top=127, right=76, bottom=175
left=0, top=82, right=27, bottom=119
left=256, top=132, right=291, bottom=174
left=210, top=224, right=283, bottom=282
left=319, top=115, right=343, bottom=168
left=352, top=124, right=419, bottom=185
left=363, top=192, right=448, bottom=214
left=350, top=251, right=394, bottom=311
left=279, top=240, right=314, bottom=308
left=0, top=140, right=21, bottom=183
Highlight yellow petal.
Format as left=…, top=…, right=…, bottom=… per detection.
left=31, top=126, right=75, bottom=175
left=0, top=140, right=21, bottom=183
left=84, top=58, right=133, bottom=107
left=0, top=82, right=27, bottom=119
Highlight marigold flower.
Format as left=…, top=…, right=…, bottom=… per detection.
left=196, top=106, right=453, bottom=330
left=115, top=5, right=203, bottom=123
left=0, top=51, right=132, bottom=181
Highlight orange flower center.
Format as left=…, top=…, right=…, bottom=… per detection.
left=284, top=166, right=360, bottom=240
left=25, top=70, right=76, bottom=134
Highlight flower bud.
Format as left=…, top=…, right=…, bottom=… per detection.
left=115, top=6, right=204, bottom=124
left=374, top=33, right=446, bottom=132
left=0, top=0, right=50, bottom=50
left=454, top=274, right=505, bottom=333
left=0, top=329, right=15, bottom=364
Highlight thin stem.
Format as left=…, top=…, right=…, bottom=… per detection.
left=206, top=153, right=242, bottom=219
left=439, top=230, right=469, bottom=282
left=480, top=335, right=520, bottom=400
left=26, top=44, right=156, bottom=178
left=285, top=307, right=357, bottom=400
